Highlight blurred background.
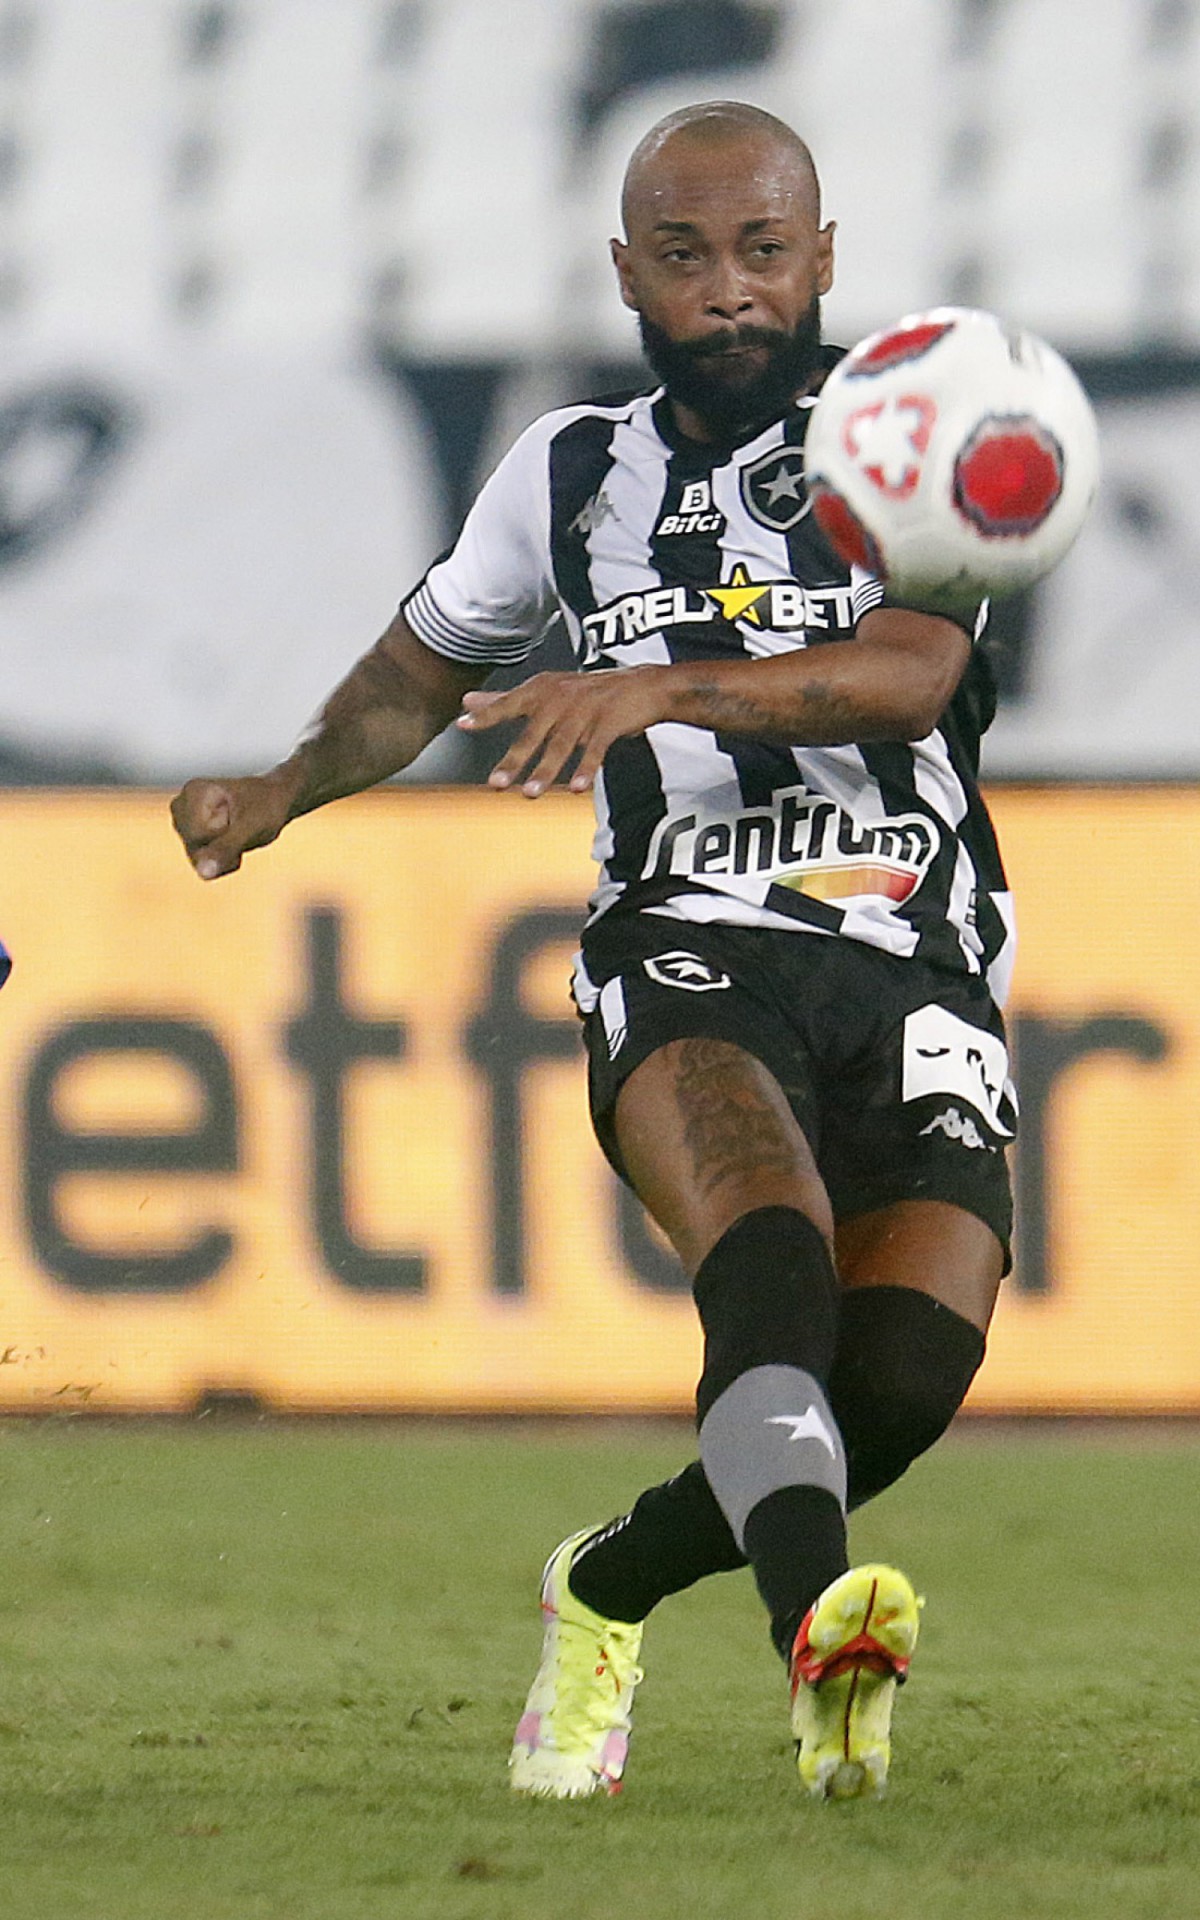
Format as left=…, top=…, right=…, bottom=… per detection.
left=2, top=0, right=1199, bottom=782
left=0, top=0, right=1197, bottom=1415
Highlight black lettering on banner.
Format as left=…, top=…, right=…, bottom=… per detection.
left=284, top=906, right=427, bottom=1293
left=466, top=906, right=691, bottom=1298
left=1011, top=1011, right=1170, bottom=1296
left=23, top=1017, right=237, bottom=1292
left=465, top=909, right=582, bottom=1296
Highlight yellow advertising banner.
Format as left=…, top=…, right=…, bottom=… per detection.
left=0, top=786, right=1194, bottom=1413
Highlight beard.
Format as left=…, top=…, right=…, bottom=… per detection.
left=638, top=294, right=824, bottom=440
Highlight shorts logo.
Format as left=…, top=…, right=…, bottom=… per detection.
left=740, top=446, right=812, bottom=531
left=643, top=951, right=731, bottom=992
left=918, top=1106, right=993, bottom=1151
left=901, top=1004, right=1015, bottom=1139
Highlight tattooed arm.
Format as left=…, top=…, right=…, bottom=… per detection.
left=458, top=606, right=971, bottom=798
left=172, top=611, right=485, bottom=878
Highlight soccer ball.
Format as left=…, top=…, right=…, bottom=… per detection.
left=805, top=307, right=1099, bottom=613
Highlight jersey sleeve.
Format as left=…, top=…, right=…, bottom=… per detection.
left=403, top=420, right=558, bottom=667
left=869, top=574, right=990, bottom=641
left=850, top=565, right=886, bottom=624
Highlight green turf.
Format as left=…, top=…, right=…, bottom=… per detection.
left=0, top=1419, right=1197, bottom=1920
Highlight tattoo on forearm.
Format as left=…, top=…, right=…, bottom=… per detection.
left=673, top=1038, right=798, bottom=1196
left=295, top=652, right=445, bottom=809
left=680, top=677, right=859, bottom=741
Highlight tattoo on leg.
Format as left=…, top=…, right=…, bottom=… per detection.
left=673, top=1040, right=798, bottom=1196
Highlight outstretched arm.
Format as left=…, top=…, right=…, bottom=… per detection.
left=457, top=606, right=971, bottom=797
left=171, top=612, right=485, bottom=878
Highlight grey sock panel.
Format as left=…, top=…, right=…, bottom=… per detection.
left=699, top=1363, right=847, bottom=1550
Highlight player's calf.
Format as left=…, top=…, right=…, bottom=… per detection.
left=830, top=1286, right=985, bottom=1507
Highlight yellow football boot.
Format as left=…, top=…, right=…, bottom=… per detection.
left=789, top=1563, right=922, bottom=1801
left=510, top=1529, right=645, bottom=1799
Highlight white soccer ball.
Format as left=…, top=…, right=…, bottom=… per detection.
left=805, top=307, right=1100, bottom=613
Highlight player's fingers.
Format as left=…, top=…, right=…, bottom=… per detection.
left=190, top=833, right=245, bottom=881
left=517, top=719, right=587, bottom=797
left=518, top=706, right=602, bottom=794
left=170, top=781, right=233, bottom=854
left=457, top=686, right=520, bottom=731
left=486, top=713, right=558, bottom=790
left=567, top=730, right=610, bottom=792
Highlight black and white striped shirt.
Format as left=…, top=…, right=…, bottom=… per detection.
left=405, top=374, right=1015, bottom=1009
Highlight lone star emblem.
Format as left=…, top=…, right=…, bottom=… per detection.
left=765, top=1408, right=838, bottom=1457
left=740, top=444, right=813, bottom=530
left=705, top=562, right=771, bottom=626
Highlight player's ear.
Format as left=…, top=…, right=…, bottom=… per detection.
left=816, top=220, right=836, bottom=297
left=611, top=236, right=638, bottom=312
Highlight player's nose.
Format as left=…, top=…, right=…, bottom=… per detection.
left=704, top=256, right=755, bottom=320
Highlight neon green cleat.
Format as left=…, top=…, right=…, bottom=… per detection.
left=789, top=1563, right=922, bottom=1802
left=509, top=1528, right=645, bottom=1799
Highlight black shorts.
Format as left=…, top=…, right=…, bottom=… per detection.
left=577, top=913, right=1016, bottom=1267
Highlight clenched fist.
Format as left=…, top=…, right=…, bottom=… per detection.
left=170, top=771, right=300, bottom=880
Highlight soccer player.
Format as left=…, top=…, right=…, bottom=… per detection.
left=171, top=102, right=1016, bottom=1804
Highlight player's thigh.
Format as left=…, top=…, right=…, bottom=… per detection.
left=834, top=1198, right=1003, bottom=1334
left=614, top=1037, right=833, bottom=1277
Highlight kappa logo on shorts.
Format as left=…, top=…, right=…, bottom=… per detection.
left=919, top=1106, right=994, bottom=1151
left=643, top=951, right=732, bottom=992
left=901, top=1004, right=1015, bottom=1138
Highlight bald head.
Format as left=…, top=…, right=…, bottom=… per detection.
left=611, top=101, right=833, bottom=441
left=620, top=101, right=821, bottom=238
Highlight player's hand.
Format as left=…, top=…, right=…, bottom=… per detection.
left=456, top=667, right=667, bottom=796
left=170, top=772, right=299, bottom=879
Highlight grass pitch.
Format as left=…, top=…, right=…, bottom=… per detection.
left=0, top=1420, right=1197, bottom=1920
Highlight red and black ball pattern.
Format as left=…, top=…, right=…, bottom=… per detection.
left=808, top=482, right=886, bottom=575
left=953, top=415, right=1065, bottom=536
left=844, top=318, right=956, bottom=376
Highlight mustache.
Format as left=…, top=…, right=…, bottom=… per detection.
left=674, top=325, right=793, bottom=360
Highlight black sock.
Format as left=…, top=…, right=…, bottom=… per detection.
left=743, top=1484, right=848, bottom=1663
left=567, top=1466, right=747, bottom=1622
left=830, top=1287, right=986, bottom=1507
left=568, top=1287, right=985, bottom=1630
left=693, top=1207, right=848, bottom=1661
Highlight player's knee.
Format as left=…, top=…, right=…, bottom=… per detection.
left=828, top=1286, right=985, bottom=1508
left=693, top=1205, right=839, bottom=1423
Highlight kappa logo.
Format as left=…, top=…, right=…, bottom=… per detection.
left=765, top=1408, right=838, bottom=1457
left=643, top=951, right=732, bottom=993
left=570, top=489, right=616, bottom=537
left=919, top=1106, right=993, bottom=1151
left=740, top=445, right=812, bottom=531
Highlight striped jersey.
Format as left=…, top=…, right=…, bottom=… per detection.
left=404, top=364, right=1015, bottom=1009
